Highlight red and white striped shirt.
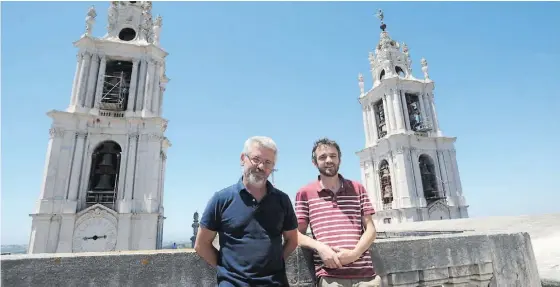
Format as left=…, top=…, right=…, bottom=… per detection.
left=295, top=175, right=376, bottom=279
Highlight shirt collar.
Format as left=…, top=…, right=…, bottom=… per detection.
left=316, top=173, right=346, bottom=193
left=236, top=176, right=276, bottom=195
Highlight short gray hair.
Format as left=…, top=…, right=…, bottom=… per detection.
left=243, top=136, right=278, bottom=158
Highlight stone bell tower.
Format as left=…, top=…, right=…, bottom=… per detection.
left=28, top=1, right=171, bottom=254
left=355, top=10, right=468, bottom=226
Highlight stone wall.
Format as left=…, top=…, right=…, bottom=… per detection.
left=1, top=231, right=543, bottom=287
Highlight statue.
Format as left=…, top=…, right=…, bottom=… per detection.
left=153, top=15, right=163, bottom=46
left=85, top=6, right=97, bottom=36
left=358, top=73, right=364, bottom=95
left=421, top=57, right=430, bottom=80
left=107, top=2, right=117, bottom=32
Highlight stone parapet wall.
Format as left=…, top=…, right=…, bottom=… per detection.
left=1, top=232, right=542, bottom=287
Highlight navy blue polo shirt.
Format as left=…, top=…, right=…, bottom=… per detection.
left=200, top=177, right=298, bottom=287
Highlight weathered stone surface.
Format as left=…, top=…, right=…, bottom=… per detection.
left=378, top=212, right=560, bottom=282
left=1, top=232, right=543, bottom=287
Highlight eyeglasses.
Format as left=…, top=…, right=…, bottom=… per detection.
left=244, top=153, right=275, bottom=169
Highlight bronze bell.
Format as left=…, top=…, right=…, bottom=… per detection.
left=93, top=174, right=114, bottom=190
left=98, top=153, right=113, bottom=167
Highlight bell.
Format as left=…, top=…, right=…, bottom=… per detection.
left=98, top=153, right=113, bottom=167
left=93, top=174, right=114, bottom=190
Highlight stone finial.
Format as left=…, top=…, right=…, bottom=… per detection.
left=421, top=57, right=430, bottom=80
left=358, top=73, right=365, bottom=95
left=85, top=5, right=97, bottom=36
left=402, top=42, right=409, bottom=55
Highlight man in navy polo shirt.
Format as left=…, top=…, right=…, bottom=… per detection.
left=195, top=136, right=299, bottom=287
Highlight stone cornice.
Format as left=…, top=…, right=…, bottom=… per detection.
left=72, top=36, right=168, bottom=61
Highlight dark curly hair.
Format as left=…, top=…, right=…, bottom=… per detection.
left=311, top=138, right=342, bottom=164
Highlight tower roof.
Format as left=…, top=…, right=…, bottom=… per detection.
left=358, top=9, right=432, bottom=95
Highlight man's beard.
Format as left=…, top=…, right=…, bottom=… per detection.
left=318, top=164, right=339, bottom=177
left=246, top=168, right=268, bottom=186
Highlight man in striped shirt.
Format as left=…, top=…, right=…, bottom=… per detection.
left=295, top=138, right=380, bottom=287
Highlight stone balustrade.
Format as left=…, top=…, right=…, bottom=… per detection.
left=1, top=231, right=544, bottom=287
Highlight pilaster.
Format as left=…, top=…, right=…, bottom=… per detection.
left=126, top=59, right=140, bottom=116
left=91, top=55, right=107, bottom=113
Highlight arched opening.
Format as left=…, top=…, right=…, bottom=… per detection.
left=378, top=160, right=393, bottom=210
left=395, top=66, right=405, bottom=77
left=379, top=69, right=386, bottom=81
left=419, top=154, right=440, bottom=204
left=118, top=28, right=136, bottom=41
left=86, top=141, right=122, bottom=209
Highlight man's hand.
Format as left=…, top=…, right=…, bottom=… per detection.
left=332, top=246, right=360, bottom=266
left=317, top=243, right=343, bottom=269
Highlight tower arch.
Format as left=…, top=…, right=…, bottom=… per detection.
left=378, top=160, right=393, bottom=210
left=86, top=140, right=122, bottom=210
left=418, top=154, right=439, bottom=204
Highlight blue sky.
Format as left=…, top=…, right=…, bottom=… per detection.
left=2, top=1, right=559, bottom=245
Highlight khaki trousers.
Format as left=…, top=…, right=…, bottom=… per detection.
left=318, top=275, right=381, bottom=287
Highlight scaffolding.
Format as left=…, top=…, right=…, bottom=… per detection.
left=99, top=71, right=129, bottom=111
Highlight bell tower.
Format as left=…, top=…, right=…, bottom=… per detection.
left=28, top=1, right=171, bottom=254
left=356, top=10, right=468, bottom=225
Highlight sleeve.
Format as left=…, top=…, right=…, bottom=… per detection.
left=282, top=195, right=298, bottom=231
left=294, top=189, right=310, bottom=226
left=358, top=183, right=375, bottom=217
left=199, top=191, right=222, bottom=232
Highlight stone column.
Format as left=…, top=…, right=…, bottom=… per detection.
left=388, top=152, right=398, bottom=209
left=158, top=86, right=165, bottom=115
left=444, top=150, right=457, bottom=198
left=151, top=62, right=161, bottom=113
left=362, top=106, right=370, bottom=146
left=401, top=92, right=411, bottom=131
left=70, top=53, right=84, bottom=108
left=142, top=60, right=156, bottom=115
left=126, top=59, right=140, bottom=113
left=136, top=59, right=148, bottom=113
left=373, top=167, right=382, bottom=211
left=382, top=95, right=391, bottom=135
left=53, top=131, right=77, bottom=200
left=67, top=132, right=87, bottom=201
left=84, top=54, right=100, bottom=108
left=369, top=103, right=379, bottom=142
left=395, top=148, right=412, bottom=208
left=434, top=151, right=449, bottom=197
left=124, top=132, right=139, bottom=203
left=428, top=93, right=440, bottom=134
left=93, top=55, right=107, bottom=110
left=159, top=152, right=168, bottom=209
left=146, top=134, right=161, bottom=213
left=75, top=52, right=92, bottom=109
left=387, top=94, right=397, bottom=135
left=450, top=150, right=463, bottom=196
left=411, top=149, right=426, bottom=207
left=393, top=90, right=405, bottom=132
left=418, top=93, right=428, bottom=127
left=39, top=128, right=65, bottom=200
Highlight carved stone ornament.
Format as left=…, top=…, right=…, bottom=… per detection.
left=85, top=5, right=97, bottom=36
left=129, top=132, right=139, bottom=140
left=107, top=2, right=118, bottom=31
left=72, top=207, right=118, bottom=253
left=358, top=73, right=365, bottom=94
left=421, top=57, right=430, bottom=80
left=49, top=128, right=65, bottom=138
left=148, top=133, right=162, bottom=142
left=75, top=131, right=88, bottom=139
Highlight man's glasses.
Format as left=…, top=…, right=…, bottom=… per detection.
left=244, top=153, right=275, bottom=170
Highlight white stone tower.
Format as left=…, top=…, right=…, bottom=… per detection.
left=356, top=10, right=468, bottom=226
left=28, top=1, right=171, bottom=254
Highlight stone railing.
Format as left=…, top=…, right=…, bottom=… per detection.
left=1, top=231, right=542, bottom=287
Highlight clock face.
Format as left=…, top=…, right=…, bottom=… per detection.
left=72, top=216, right=118, bottom=253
